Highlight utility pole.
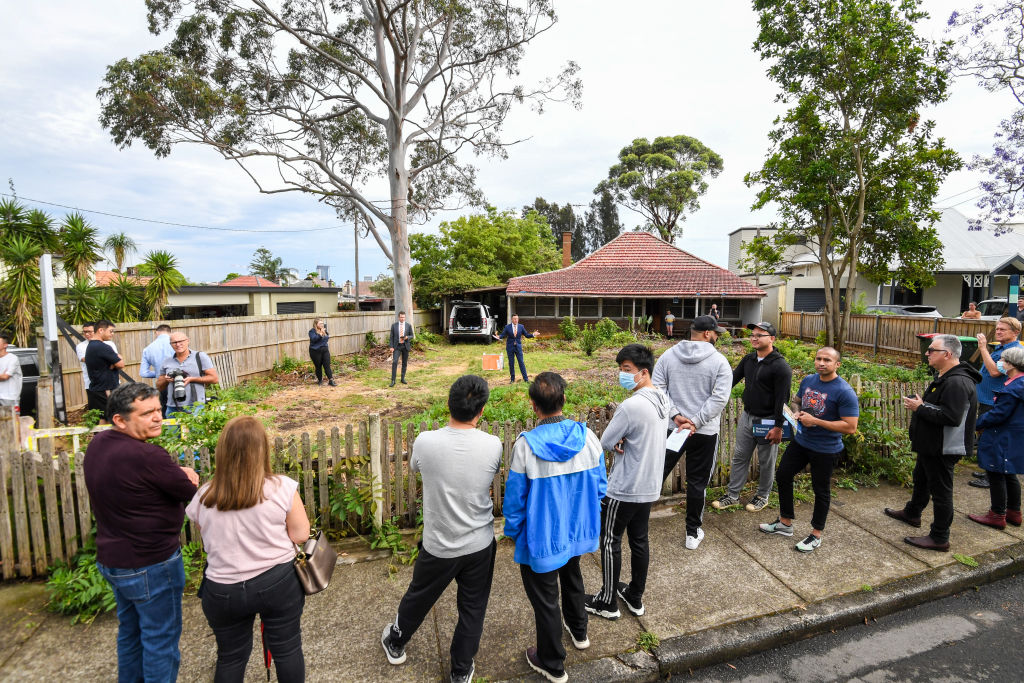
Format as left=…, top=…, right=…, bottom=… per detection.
left=353, top=220, right=360, bottom=308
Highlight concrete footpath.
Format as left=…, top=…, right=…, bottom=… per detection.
left=2, top=466, right=1023, bottom=682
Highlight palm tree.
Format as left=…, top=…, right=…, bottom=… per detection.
left=142, top=250, right=185, bottom=319
left=23, top=209, right=61, bottom=253
left=0, top=235, right=43, bottom=346
left=0, top=198, right=27, bottom=243
left=62, top=277, right=100, bottom=325
left=249, top=246, right=298, bottom=284
left=103, top=231, right=137, bottom=272
left=59, top=213, right=103, bottom=281
left=105, top=272, right=144, bottom=322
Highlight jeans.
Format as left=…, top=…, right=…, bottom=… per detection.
left=776, top=440, right=839, bottom=531
left=728, top=410, right=779, bottom=499
left=97, top=548, right=186, bottom=683
left=508, top=347, right=528, bottom=381
left=663, top=432, right=718, bottom=536
left=199, top=561, right=306, bottom=683
left=905, top=451, right=960, bottom=543
left=309, top=347, right=332, bottom=381
left=594, top=498, right=651, bottom=605
left=520, top=556, right=586, bottom=674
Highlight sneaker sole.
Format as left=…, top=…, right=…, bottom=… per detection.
left=759, top=526, right=794, bottom=537
left=795, top=544, right=820, bottom=553
left=562, top=619, right=590, bottom=649
left=615, top=590, right=645, bottom=616
left=526, top=652, right=568, bottom=683
left=381, top=625, right=406, bottom=665
left=711, top=501, right=738, bottom=510
left=584, top=603, right=621, bottom=620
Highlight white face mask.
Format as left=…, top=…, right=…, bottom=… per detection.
left=997, top=360, right=1007, bottom=375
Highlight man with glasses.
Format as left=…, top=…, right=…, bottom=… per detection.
left=653, top=315, right=732, bottom=549
left=969, top=317, right=1023, bottom=489
left=712, top=321, right=792, bottom=513
left=157, top=333, right=218, bottom=417
left=885, top=335, right=981, bottom=551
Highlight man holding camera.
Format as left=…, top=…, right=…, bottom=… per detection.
left=157, top=332, right=218, bottom=417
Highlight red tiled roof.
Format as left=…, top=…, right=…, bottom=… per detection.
left=220, top=276, right=281, bottom=287
left=94, top=270, right=153, bottom=287
left=506, top=232, right=765, bottom=298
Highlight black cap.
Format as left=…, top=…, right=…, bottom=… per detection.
left=746, top=321, right=778, bottom=336
left=693, top=315, right=726, bottom=334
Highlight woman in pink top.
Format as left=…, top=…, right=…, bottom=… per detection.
left=186, top=416, right=311, bottom=682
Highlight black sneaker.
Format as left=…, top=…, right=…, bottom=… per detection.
left=380, top=624, right=406, bottom=665
left=584, top=594, right=620, bottom=620
left=525, top=646, right=567, bottom=683
left=450, top=660, right=474, bottom=683
left=562, top=618, right=590, bottom=650
left=328, top=379, right=336, bottom=387
left=616, top=581, right=645, bottom=616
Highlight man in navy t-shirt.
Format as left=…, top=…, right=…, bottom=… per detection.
left=759, top=347, right=859, bottom=552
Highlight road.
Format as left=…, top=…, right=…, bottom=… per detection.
left=690, top=572, right=1024, bottom=682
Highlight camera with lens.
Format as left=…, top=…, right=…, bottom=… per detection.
left=166, top=369, right=189, bottom=403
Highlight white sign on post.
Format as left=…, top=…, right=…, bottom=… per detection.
left=38, top=254, right=67, bottom=424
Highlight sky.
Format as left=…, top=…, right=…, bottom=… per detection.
left=0, top=1, right=1012, bottom=286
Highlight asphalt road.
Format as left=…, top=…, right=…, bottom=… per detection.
left=689, top=572, right=1024, bottom=683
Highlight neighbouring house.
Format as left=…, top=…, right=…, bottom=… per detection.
left=94, top=267, right=154, bottom=287
left=728, top=208, right=1024, bottom=323
left=501, top=231, right=766, bottom=336
left=338, top=275, right=393, bottom=311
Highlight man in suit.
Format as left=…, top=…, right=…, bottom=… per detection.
left=495, top=314, right=540, bottom=384
left=390, top=310, right=414, bottom=387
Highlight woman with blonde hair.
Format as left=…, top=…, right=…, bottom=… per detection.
left=308, top=317, right=335, bottom=386
left=186, top=416, right=310, bottom=682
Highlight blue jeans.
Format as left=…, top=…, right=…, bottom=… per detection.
left=97, top=548, right=186, bottom=683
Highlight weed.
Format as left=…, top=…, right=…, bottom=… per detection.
left=595, top=317, right=619, bottom=342
left=365, top=330, right=380, bottom=348
left=45, top=540, right=115, bottom=624
left=81, top=409, right=104, bottom=429
left=272, top=355, right=306, bottom=374
left=635, top=630, right=660, bottom=653
left=579, top=323, right=600, bottom=356
left=559, top=315, right=580, bottom=341
left=953, top=553, right=979, bottom=568
left=861, top=584, right=873, bottom=592
left=836, top=477, right=858, bottom=491
left=350, top=354, right=369, bottom=371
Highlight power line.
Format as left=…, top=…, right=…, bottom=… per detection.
left=934, top=184, right=981, bottom=204
left=1, top=192, right=340, bottom=233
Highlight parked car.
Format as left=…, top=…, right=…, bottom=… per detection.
left=976, top=298, right=1010, bottom=321
left=864, top=304, right=943, bottom=318
left=447, top=301, right=497, bottom=343
left=8, top=346, right=39, bottom=419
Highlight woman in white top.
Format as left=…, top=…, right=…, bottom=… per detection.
left=186, top=416, right=311, bottom=682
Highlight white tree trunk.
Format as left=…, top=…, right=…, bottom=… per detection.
left=388, top=136, right=414, bottom=323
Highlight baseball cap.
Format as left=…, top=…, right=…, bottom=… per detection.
left=692, top=315, right=726, bottom=334
left=746, top=321, right=778, bottom=336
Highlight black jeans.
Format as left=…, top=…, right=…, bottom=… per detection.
left=520, top=556, right=586, bottom=674
left=309, top=347, right=332, bottom=381
left=776, top=440, right=839, bottom=531
left=199, top=561, right=305, bottom=683
left=594, top=497, right=651, bottom=605
left=663, top=432, right=718, bottom=536
left=905, top=451, right=960, bottom=544
left=390, top=540, right=496, bottom=677
left=986, top=471, right=1022, bottom=514
left=391, top=347, right=409, bottom=381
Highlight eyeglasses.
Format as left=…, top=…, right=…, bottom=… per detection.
left=170, top=340, right=188, bottom=345
left=924, top=347, right=948, bottom=355
left=749, top=334, right=771, bottom=339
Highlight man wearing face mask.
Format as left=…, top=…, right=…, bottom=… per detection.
left=585, top=345, right=670, bottom=621
left=970, top=317, right=1022, bottom=489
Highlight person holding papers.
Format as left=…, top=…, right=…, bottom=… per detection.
left=585, top=345, right=670, bottom=622
left=652, top=316, right=732, bottom=550
left=760, top=347, right=859, bottom=552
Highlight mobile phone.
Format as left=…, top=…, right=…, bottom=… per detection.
left=905, top=394, right=916, bottom=399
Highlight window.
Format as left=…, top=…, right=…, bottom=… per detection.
left=276, top=301, right=315, bottom=314
left=536, top=297, right=555, bottom=316
left=721, top=300, right=741, bottom=318
left=557, top=297, right=572, bottom=316
left=577, top=299, right=599, bottom=317
left=682, top=299, right=697, bottom=319
left=515, top=297, right=535, bottom=316
left=602, top=298, right=623, bottom=317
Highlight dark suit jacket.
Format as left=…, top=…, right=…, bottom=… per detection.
left=498, top=323, right=534, bottom=351
left=390, top=321, right=414, bottom=351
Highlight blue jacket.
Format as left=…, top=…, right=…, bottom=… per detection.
left=977, top=376, right=1024, bottom=474
left=498, top=323, right=534, bottom=351
left=502, top=418, right=606, bottom=573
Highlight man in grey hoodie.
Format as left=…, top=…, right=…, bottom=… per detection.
left=587, top=344, right=670, bottom=621
left=653, top=316, right=733, bottom=549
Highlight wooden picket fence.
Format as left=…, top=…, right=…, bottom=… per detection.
left=0, top=376, right=927, bottom=580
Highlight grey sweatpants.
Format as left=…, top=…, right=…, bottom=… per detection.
left=727, top=410, right=779, bottom=499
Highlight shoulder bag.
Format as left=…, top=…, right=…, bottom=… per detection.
left=294, top=530, right=338, bottom=595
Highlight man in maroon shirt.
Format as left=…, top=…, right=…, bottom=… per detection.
left=85, top=382, right=198, bottom=682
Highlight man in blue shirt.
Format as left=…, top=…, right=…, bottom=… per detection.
left=970, top=317, right=1022, bottom=489
left=140, top=325, right=174, bottom=413
left=759, top=347, right=859, bottom=552
left=494, top=314, right=540, bottom=384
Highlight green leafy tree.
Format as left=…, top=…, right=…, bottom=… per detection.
left=584, top=189, right=623, bottom=253
left=21, top=209, right=62, bottom=254
left=369, top=276, right=395, bottom=299
left=222, top=272, right=242, bottom=282
left=0, top=235, right=42, bottom=345
left=410, top=207, right=560, bottom=308
left=523, top=198, right=586, bottom=261
left=248, top=247, right=297, bottom=285
left=596, top=135, right=723, bottom=243
left=744, top=0, right=961, bottom=351
left=105, top=273, right=145, bottom=323
left=103, top=232, right=137, bottom=272
left=97, top=1, right=580, bottom=327
left=59, top=213, right=103, bottom=281
left=142, top=250, right=186, bottom=319
left=62, top=278, right=100, bottom=326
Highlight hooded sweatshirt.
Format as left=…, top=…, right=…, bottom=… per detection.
left=652, top=341, right=733, bottom=435
left=503, top=418, right=607, bottom=573
left=600, top=386, right=671, bottom=502
left=910, top=361, right=982, bottom=456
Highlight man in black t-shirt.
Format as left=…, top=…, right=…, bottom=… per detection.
left=84, top=319, right=124, bottom=419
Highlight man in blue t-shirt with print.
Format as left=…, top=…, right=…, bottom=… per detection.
left=759, top=347, right=859, bottom=552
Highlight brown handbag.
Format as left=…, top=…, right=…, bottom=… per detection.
left=294, top=530, right=338, bottom=595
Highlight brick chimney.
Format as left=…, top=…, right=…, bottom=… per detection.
left=562, top=231, right=572, bottom=268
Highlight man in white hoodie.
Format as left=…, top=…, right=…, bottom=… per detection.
left=653, top=316, right=733, bottom=550
left=586, top=344, right=670, bottom=621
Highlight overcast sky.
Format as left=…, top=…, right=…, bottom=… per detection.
left=0, top=0, right=1011, bottom=285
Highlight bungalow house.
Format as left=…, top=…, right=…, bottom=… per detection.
left=727, top=208, right=1024, bottom=322
left=504, top=231, right=766, bottom=336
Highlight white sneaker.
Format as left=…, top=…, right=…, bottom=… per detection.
left=685, top=527, right=705, bottom=550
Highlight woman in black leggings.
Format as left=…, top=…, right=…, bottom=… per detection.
left=308, top=318, right=335, bottom=386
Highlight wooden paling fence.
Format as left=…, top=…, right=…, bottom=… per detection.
left=0, top=377, right=925, bottom=580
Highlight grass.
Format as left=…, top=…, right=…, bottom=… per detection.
left=635, top=630, right=660, bottom=653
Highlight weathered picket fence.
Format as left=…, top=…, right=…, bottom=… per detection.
left=0, top=376, right=927, bottom=580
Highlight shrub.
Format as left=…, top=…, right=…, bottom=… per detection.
left=595, top=317, right=619, bottom=342
left=840, top=388, right=915, bottom=486
left=814, top=329, right=829, bottom=347
left=350, top=354, right=369, bottom=371
left=579, top=323, right=601, bottom=356
left=559, top=316, right=580, bottom=341
left=610, top=330, right=638, bottom=346
left=45, top=541, right=116, bottom=624
left=81, top=409, right=104, bottom=429
left=365, top=330, right=380, bottom=348
left=153, top=397, right=256, bottom=456
left=272, top=355, right=305, bottom=374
